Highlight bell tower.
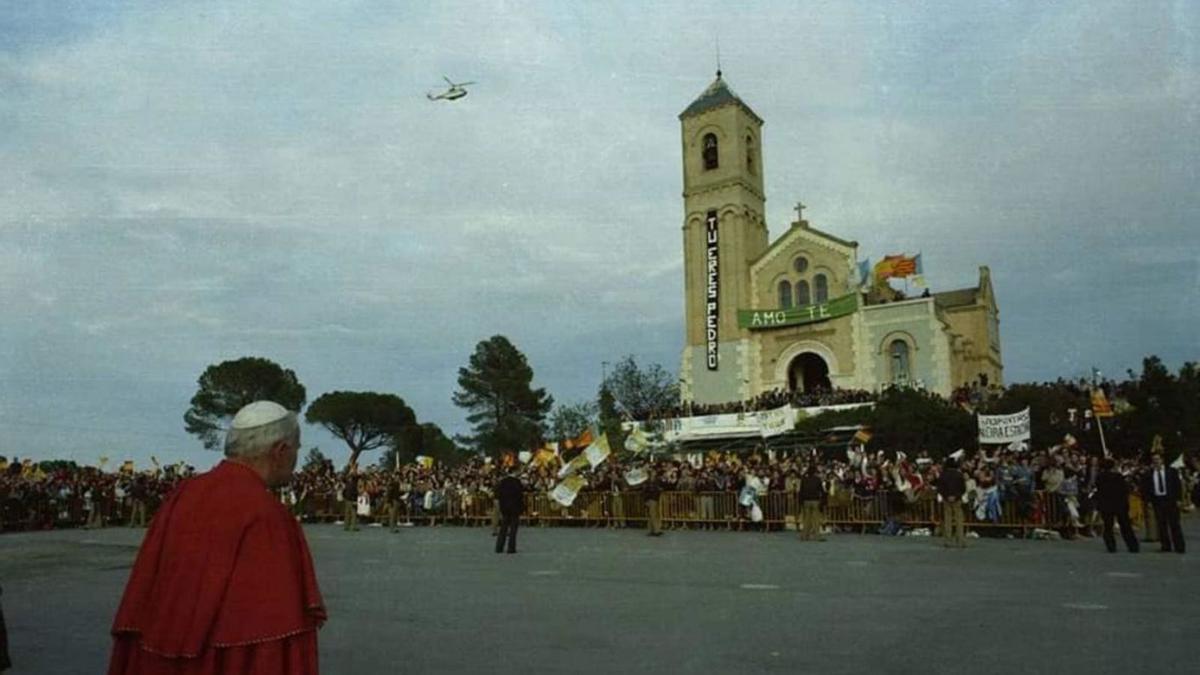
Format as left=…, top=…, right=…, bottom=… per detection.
left=679, top=72, right=769, bottom=405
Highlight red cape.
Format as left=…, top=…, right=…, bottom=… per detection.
left=108, top=461, right=325, bottom=674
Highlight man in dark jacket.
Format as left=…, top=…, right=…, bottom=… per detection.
left=935, top=458, right=967, bottom=548
left=1142, top=454, right=1185, bottom=553
left=798, top=464, right=826, bottom=541
left=1095, top=458, right=1139, bottom=553
left=495, top=469, right=524, bottom=554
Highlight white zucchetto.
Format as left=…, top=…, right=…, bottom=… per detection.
left=230, top=401, right=292, bottom=430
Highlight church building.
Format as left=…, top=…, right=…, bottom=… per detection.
left=678, top=72, right=1003, bottom=405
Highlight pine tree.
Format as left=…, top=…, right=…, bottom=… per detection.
left=452, top=335, right=553, bottom=458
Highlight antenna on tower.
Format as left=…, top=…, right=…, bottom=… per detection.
left=715, top=36, right=722, bottom=79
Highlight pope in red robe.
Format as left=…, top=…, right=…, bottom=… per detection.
left=108, top=402, right=325, bottom=675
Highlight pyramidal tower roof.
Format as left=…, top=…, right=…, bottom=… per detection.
left=679, top=71, right=762, bottom=122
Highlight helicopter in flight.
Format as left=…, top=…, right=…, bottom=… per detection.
left=426, top=76, right=475, bottom=101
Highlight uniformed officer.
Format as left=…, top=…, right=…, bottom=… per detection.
left=385, top=471, right=404, bottom=533
left=798, top=464, right=826, bottom=541
left=342, top=466, right=360, bottom=532
left=935, top=458, right=967, bottom=548
left=644, top=469, right=663, bottom=537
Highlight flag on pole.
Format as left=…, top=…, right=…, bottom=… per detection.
left=533, top=447, right=557, bottom=468
left=874, top=254, right=920, bottom=282
left=624, top=427, right=650, bottom=454
left=557, top=453, right=590, bottom=479
left=562, top=428, right=594, bottom=453
left=910, top=253, right=926, bottom=287
left=584, top=434, right=611, bottom=469
left=853, top=428, right=873, bottom=444
left=891, top=255, right=917, bottom=277
left=551, top=475, right=587, bottom=506
left=1090, top=389, right=1114, bottom=418
left=856, top=259, right=872, bottom=290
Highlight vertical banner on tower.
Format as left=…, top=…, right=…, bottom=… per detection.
left=705, top=210, right=719, bottom=370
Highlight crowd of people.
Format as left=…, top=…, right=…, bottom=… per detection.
left=0, top=459, right=194, bottom=532
left=5, top=435, right=1196, bottom=545
left=279, top=440, right=1197, bottom=541
left=641, top=387, right=876, bottom=420
left=4, top=441, right=1196, bottom=541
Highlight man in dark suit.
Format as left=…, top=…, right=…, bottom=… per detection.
left=1094, top=458, right=1139, bottom=553
left=495, top=469, right=524, bottom=554
left=1142, top=454, right=1185, bottom=553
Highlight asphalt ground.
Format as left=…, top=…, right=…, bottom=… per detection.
left=1, top=518, right=1196, bottom=675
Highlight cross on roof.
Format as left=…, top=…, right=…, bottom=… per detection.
left=794, top=201, right=807, bottom=221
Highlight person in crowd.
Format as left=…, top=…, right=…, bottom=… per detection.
left=494, top=467, right=524, bottom=554
left=1142, top=454, right=1185, bottom=554
left=107, top=401, right=325, bottom=674
left=341, top=465, right=360, bottom=532
left=385, top=470, right=404, bottom=533
left=935, top=457, right=967, bottom=548
left=643, top=470, right=663, bottom=537
left=608, top=468, right=626, bottom=529
left=127, top=474, right=147, bottom=528
left=798, top=464, right=826, bottom=542
left=1094, top=458, right=1139, bottom=553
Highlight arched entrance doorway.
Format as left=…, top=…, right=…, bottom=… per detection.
left=788, top=353, right=831, bottom=393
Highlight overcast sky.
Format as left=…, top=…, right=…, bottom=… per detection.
left=1, top=1, right=1196, bottom=469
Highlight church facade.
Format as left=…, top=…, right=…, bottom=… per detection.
left=678, top=74, right=1003, bottom=405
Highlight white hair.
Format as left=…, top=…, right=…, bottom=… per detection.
left=224, top=412, right=299, bottom=459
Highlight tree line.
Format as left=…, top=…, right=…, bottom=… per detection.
left=184, top=343, right=1196, bottom=467
left=183, top=337, right=676, bottom=469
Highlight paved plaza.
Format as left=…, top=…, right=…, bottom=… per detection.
left=1, top=519, right=1196, bottom=674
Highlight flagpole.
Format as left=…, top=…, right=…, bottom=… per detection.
left=1092, top=367, right=1110, bottom=457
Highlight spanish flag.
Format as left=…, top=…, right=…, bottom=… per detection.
left=874, top=254, right=920, bottom=282
left=1090, top=389, right=1114, bottom=418
left=533, top=447, right=558, bottom=468
left=853, top=428, right=873, bottom=444
left=562, top=428, right=594, bottom=452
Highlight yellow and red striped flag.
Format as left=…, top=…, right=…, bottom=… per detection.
left=1090, top=389, right=1114, bottom=418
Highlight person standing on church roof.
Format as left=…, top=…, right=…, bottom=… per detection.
left=107, top=400, right=326, bottom=675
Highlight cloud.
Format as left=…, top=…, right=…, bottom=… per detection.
left=0, top=0, right=1196, bottom=463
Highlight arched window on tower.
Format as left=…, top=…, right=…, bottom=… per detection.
left=795, top=280, right=811, bottom=306
left=889, top=340, right=911, bottom=385
left=746, top=135, right=756, bottom=174
left=702, top=133, right=719, bottom=170
left=778, top=280, right=793, bottom=309
left=814, top=274, right=829, bottom=303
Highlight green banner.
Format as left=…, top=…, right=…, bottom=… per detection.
left=738, top=293, right=858, bottom=329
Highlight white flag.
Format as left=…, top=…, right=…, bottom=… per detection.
left=585, top=434, right=611, bottom=469
left=551, top=475, right=587, bottom=506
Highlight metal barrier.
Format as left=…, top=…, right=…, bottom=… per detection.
left=0, top=488, right=1136, bottom=537
left=288, top=489, right=1082, bottom=536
